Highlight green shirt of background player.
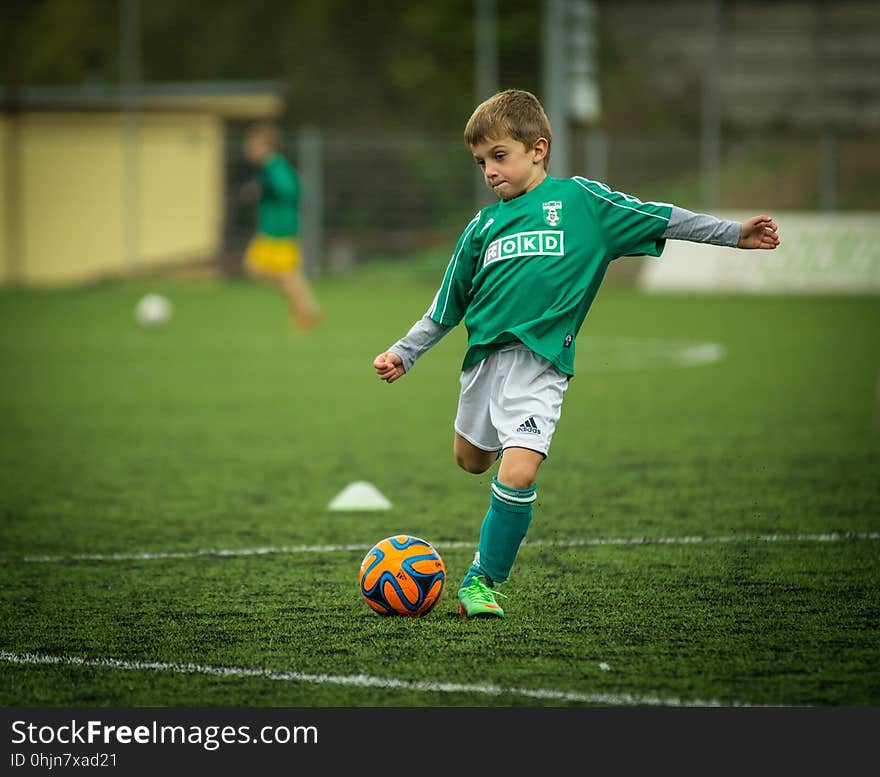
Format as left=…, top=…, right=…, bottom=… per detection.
left=257, top=154, right=300, bottom=238
left=373, top=89, right=780, bottom=619
left=242, top=123, right=322, bottom=331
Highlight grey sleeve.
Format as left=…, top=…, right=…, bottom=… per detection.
left=662, top=206, right=741, bottom=247
left=387, top=315, right=452, bottom=373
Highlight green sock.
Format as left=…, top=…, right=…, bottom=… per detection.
left=461, top=475, right=536, bottom=588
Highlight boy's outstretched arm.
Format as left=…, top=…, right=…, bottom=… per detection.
left=661, top=206, right=780, bottom=250
left=373, top=315, right=451, bottom=384
left=738, top=214, right=780, bottom=249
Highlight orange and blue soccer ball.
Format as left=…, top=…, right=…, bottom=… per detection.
left=359, top=535, right=446, bottom=616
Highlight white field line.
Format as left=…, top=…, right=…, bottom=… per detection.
left=0, top=650, right=764, bottom=708
left=6, top=531, right=878, bottom=565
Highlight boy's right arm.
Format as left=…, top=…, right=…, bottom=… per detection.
left=373, top=315, right=451, bottom=384
left=373, top=351, right=405, bottom=383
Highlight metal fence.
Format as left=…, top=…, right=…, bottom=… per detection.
left=220, top=0, right=880, bottom=278
left=221, top=123, right=879, bottom=278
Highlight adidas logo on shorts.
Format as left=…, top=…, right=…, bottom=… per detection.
left=515, top=417, right=541, bottom=435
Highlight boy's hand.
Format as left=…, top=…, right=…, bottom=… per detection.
left=373, top=351, right=405, bottom=384
left=738, top=215, right=780, bottom=250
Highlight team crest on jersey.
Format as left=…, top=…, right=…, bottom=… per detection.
left=542, top=200, right=562, bottom=226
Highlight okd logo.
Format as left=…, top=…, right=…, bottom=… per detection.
left=483, top=230, right=564, bottom=266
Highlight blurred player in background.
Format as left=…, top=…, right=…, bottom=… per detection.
left=242, top=123, right=322, bottom=331
left=374, top=89, right=779, bottom=619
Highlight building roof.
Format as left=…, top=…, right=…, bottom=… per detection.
left=0, top=80, right=285, bottom=118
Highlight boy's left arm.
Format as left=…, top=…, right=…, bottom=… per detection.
left=663, top=207, right=779, bottom=250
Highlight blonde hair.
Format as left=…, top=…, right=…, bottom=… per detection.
left=463, top=89, right=553, bottom=169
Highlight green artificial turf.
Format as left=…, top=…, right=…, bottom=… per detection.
left=1, top=265, right=878, bottom=706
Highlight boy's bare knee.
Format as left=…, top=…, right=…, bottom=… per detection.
left=455, top=453, right=492, bottom=475
left=497, top=467, right=535, bottom=489
left=497, top=448, right=544, bottom=489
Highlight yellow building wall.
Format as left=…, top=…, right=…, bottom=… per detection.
left=13, top=111, right=224, bottom=286
left=19, top=113, right=125, bottom=285
left=139, top=114, right=223, bottom=266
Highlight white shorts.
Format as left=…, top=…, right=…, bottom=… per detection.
left=454, top=343, right=569, bottom=458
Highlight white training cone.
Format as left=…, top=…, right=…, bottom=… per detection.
left=328, top=481, right=392, bottom=511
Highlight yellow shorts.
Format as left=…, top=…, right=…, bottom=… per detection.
left=244, top=236, right=302, bottom=275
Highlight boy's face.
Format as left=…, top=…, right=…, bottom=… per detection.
left=470, top=135, right=548, bottom=201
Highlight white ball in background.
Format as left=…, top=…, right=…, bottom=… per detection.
left=135, top=293, right=172, bottom=329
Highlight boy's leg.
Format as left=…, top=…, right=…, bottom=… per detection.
left=452, top=357, right=502, bottom=473
left=280, top=270, right=322, bottom=329
left=458, top=346, right=568, bottom=616
left=497, top=446, right=544, bottom=490
left=453, top=433, right=499, bottom=475
left=460, top=447, right=542, bottom=591
left=243, top=254, right=272, bottom=282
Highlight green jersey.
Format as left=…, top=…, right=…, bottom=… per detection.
left=427, top=176, right=673, bottom=376
left=257, top=154, right=300, bottom=238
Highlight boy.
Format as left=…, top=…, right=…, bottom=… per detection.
left=373, top=89, right=779, bottom=618
left=242, top=123, right=322, bottom=330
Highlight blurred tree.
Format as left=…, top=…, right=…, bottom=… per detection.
left=2, top=0, right=541, bottom=130
left=1, top=0, right=119, bottom=87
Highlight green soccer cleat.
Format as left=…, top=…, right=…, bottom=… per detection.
left=458, top=576, right=508, bottom=618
